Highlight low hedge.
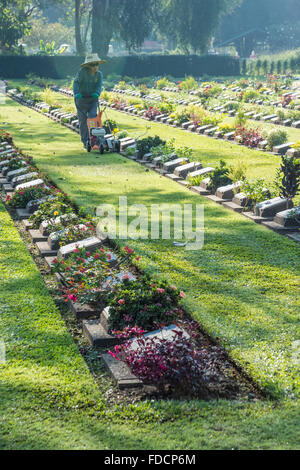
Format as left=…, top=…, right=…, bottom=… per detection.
left=0, top=54, right=240, bottom=79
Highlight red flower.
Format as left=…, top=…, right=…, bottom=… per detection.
left=118, top=299, right=125, bottom=305
left=124, top=246, right=134, bottom=255
left=68, top=294, right=78, bottom=302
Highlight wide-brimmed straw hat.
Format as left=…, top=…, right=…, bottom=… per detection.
left=81, top=53, right=106, bottom=67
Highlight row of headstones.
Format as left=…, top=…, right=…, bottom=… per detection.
left=118, top=142, right=300, bottom=237
left=48, top=83, right=300, bottom=161
left=114, top=85, right=300, bottom=130
left=7, top=89, right=125, bottom=151
left=105, top=95, right=298, bottom=157
left=107, top=90, right=300, bottom=156
left=26, top=192, right=191, bottom=388
left=1, top=142, right=187, bottom=388
left=7, top=90, right=80, bottom=131
left=0, top=153, right=140, bottom=344
left=189, top=85, right=300, bottom=112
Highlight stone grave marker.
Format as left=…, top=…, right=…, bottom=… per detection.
left=254, top=197, right=293, bottom=218
left=39, top=213, right=77, bottom=236
left=26, top=195, right=56, bottom=215
left=215, top=182, right=243, bottom=200
left=6, top=165, right=28, bottom=181
left=15, top=178, right=44, bottom=191
left=12, top=172, right=38, bottom=188
left=129, top=324, right=190, bottom=351
left=174, top=162, right=202, bottom=179
left=274, top=207, right=300, bottom=228
left=57, top=236, right=104, bottom=259
left=163, top=158, right=189, bottom=173
left=187, top=167, right=214, bottom=180
left=273, top=142, right=295, bottom=155
left=200, top=178, right=211, bottom=190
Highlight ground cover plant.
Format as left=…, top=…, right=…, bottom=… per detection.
left=1, top=84, right=300, bottom=450
left=6, top=184, right=56, bottom=208
left=107, top=277, right=185, bottom=331
left=110, top=322, right=223, bottom=399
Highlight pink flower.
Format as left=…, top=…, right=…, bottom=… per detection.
left=124, top=246, right=134, bottom=255
left=170, top=285, right=176, bottom=290
left=5, top=195, right=11, bottom=201
left=52, top=259, right=58, bottom=264
left=157, top=288, right=165, bottom=294
left=124, top=314, right=133, bottom=323
left=94, top=253, right=100, bottom=260
left=118, top=299, right=125, bottom=305
left=122, top=273, right=131, bottom=280
left=180, top=291, right=186, bottom=298
left=136, top=256, right=141, bottom=261
left=68, top=294, right=78, bottom=302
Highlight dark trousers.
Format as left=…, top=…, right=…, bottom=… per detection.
left=75, top=97, right=98, bottom=145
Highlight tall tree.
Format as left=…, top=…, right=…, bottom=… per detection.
left=91, top=0, right=158, bottom=57
left=0, top=0, right=32, bottom=52
left=157, top=0, right=241, bottom=53
left=75, top=0, right=92, bottom=55
left=217, top=0, right=300, bottom=56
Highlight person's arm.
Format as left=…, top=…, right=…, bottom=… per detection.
left=95, top=71, right=103, bottom=97
left=73, top=72, right=81, bottom=97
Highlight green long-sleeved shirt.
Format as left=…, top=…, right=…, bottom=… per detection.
left=73, top=68, right=103, bottom=97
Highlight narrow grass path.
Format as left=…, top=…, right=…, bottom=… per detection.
left=0, top=96, right=299, bottom=449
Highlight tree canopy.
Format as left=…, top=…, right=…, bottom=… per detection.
left=157, top=0, right=241, bottom=54
left=1, top=0, right=242, bottom=56
left=217, top=0, right=300, bottom=55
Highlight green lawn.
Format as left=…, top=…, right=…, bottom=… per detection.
left=0, top=95, right=299, bottom=450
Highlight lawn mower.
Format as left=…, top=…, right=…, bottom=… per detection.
left=87, top=103, right=120, bottom=154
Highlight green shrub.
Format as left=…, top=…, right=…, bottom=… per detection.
left=280, top=155, right=300, bottom=200
left=136, top=136, right=166, bottom=156
left=240, top=178, right=271, bottom=208
left=107, top=277, right=184, bottom=331
left=267, top=129, right=288, bottom=150
left=209, top=160, right=232, bottom=191
left=179, top=76, right=198, bottom=91
left=156, top=77, right=174, bottom=90
left=103, top=119, right=118, bottom=134
left=243, top=89, right=261, bottom=102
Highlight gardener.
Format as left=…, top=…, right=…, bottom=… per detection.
left=73, top=53, right=106, bottom=150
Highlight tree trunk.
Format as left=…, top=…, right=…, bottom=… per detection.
left=75, top=0, right=85, bottom=55
left=91, top=0, right=114, bottom=57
